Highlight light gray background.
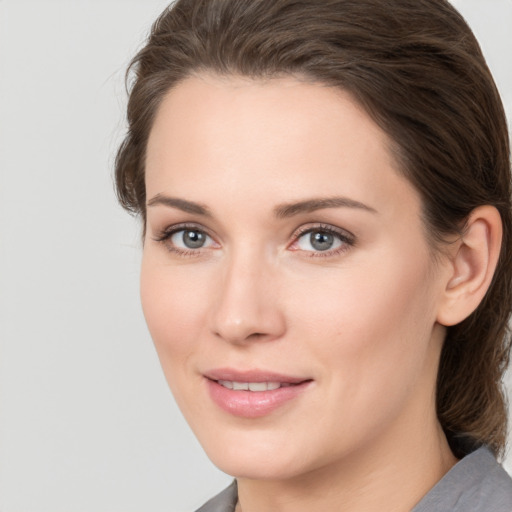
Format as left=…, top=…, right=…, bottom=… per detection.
left=0, top=1, right=511, bottom=511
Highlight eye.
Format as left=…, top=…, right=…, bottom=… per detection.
left=290, top=225, right=355, bottom=256
left=170, top=229, right=213, bottom=249
left=297, top=230, right=342, bottom=252
left=152, top=224, right=218, bottom=255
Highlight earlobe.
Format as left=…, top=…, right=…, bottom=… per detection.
left=437, top=206, right=502, bottom=327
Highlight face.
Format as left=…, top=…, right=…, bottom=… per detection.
left=142, top=74, right=449, bottom=481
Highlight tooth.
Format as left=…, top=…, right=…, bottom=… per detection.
left=248, top=382, right=267, bottom=392
left=219, top=381, right=285, bottom=391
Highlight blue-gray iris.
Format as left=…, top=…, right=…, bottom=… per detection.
left=311, top=232, right=334, bottom=251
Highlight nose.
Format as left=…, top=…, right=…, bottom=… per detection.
left=209, top=251, right=286, bottom=345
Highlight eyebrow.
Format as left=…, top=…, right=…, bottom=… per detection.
left=274, top=197, right=377, bottom=218
left=147, top=194, right=212, bottom=217
left=147, top=194, right=377, bottom=219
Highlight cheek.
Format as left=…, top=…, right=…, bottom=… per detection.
left=281, top=253, right=441, bottom=448
left=287, top=249, right=439, bottom=386
left=139, top=254, right=211, bottom=370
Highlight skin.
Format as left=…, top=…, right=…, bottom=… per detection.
left=142, top=74, right=461, bottom=512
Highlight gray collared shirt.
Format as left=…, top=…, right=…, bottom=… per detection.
left=195, top=447, right=512, bottom=512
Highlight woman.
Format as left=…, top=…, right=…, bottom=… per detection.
left=115, top=0, right=512, bottom=510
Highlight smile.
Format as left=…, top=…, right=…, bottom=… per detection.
left=204, top=370, right=312, bottom=418
left=217, top=380, right=295, bottom=391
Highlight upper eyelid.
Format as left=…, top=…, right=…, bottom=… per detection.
left=292, top=223, right=355, bottom=241
left=152, top=222, right=214, bottom=240
left=151, top=221, right=355, bottom=248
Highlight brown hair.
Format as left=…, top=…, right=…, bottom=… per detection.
left=115, top=0, right=512, bottom=457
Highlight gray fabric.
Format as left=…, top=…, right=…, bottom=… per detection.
left=195, top=481, right=237, bottom=512
left=195, top=447, right=512, bottom=512
left=411, top=447, right=512, bottom=512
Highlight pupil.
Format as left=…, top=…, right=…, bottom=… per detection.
left=183, top=230, right=205, bottom=249
left=311, top=231, right=333, bottom=251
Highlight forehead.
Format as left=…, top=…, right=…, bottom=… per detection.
left=145, top=74, right=420, bottom=218
left=147, top=74, right=391, bottom=165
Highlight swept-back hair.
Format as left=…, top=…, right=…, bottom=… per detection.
left=115, top=0, right=512, bottom=457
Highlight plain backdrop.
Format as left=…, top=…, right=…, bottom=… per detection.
left=0, top=1, right=511, bottom=511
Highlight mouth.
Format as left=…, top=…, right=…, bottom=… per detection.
left=215, top=380, right=300, bottom=391
left=204, top=369, right=313, bottom=418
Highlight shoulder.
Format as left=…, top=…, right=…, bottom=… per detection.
left=412, top=447, right=512, bottom=512
left=194, top=480, right=238, bottom=512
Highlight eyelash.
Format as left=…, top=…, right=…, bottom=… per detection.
left=152, top=222, right=356, bottom=258
left=152, top=223, right=215, bottom=258
left=290, top=224, right=355, bottom=258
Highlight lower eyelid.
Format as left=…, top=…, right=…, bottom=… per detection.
left=300, top=244, right=352, bottom=258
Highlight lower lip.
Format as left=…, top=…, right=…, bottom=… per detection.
left=206, top=379, right=311, bottom=418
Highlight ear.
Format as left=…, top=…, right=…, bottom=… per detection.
left=436, top=205, right=502, bottom=327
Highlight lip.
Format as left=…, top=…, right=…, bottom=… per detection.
left=205, top=368, right=308, bottom=384
left=204, top=368, right=313, bottom=418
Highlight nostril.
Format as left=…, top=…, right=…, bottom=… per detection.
left=213, top=330, right=268, bottom=343
left=247, top=332, right=266, bottom=340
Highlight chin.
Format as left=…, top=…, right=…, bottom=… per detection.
left=211, top=452, right=306, bottom=481
left=195, top=428, right=313, bottom=480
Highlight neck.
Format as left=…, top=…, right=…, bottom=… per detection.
left=236, top=413, right=457, bottom=512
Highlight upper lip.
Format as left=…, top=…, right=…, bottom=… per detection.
left=204, top=368, right=310, bottom=384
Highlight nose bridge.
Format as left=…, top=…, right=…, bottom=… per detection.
left=210, top=244, right=284, bottom=344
